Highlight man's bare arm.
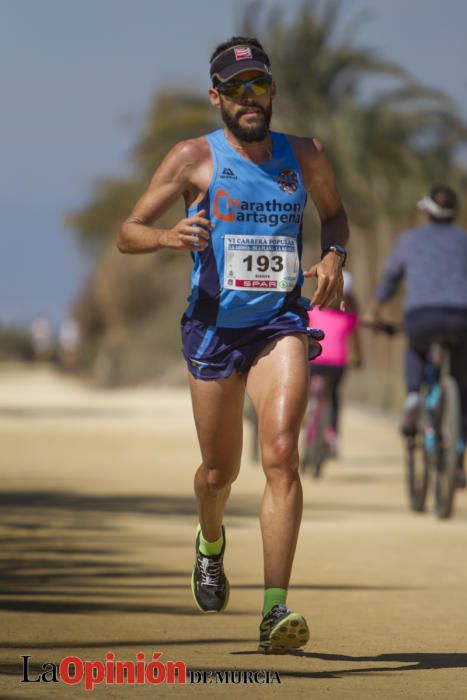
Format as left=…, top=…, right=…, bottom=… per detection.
left=292, top=137, right=349, bottom=308
left=305, top=138, right=348, bottom=251
left=117, top=139, right=212, bottom=254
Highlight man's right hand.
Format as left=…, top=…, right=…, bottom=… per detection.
left=162, top=210, right=212, bottom=251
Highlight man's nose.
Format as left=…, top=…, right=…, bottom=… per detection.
left=240, top=88, right=256, bottom=101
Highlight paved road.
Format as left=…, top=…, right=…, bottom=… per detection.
left=0, top=365, right=466, bottom=699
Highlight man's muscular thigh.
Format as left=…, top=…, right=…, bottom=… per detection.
left=247, top=334, right=309, bottom=438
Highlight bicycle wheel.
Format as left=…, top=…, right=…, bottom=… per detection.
left=303, top=404, right=330, bottom=479
left=406, top=431, right=430, bottom=513
left=433, top=376, right=461, bottom=519
left=309, top=429, right=328, bottom=479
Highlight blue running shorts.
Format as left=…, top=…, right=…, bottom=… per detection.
left=181, top=309, right=323, bottom=380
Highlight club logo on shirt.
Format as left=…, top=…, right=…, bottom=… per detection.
left=277, top=168, right=298, bottom=194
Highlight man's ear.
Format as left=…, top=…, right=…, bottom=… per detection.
left=209, top=87, right=221, bottom=109
left=271, top=80, right=277, bottom=100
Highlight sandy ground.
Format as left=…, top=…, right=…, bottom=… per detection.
left=0, top=363, right=466, bottom=699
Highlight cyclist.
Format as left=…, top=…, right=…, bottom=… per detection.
left=117, top=37, right=348, bottom=653
left=367, top=186, right=467, bottom=487
left=306, top=271, right=361, bottom=458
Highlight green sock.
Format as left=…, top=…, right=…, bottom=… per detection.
left=198, top=525, right=224, bottom=556
left=263, top=587, right=287, bottom=616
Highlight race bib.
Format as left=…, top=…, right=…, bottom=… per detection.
left=223, top=235, right=299, bottom=292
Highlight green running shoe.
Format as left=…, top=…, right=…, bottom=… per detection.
left=258, top=604, right=309, bottom=654
left=191, top=526, right=229, bottom=613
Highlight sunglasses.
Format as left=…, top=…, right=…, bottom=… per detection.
left=216, top=76, right=272, bottom=100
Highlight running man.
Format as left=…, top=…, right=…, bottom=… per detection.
left=367, top=186, right=467, bottom=486
left=117, top=36, right=348, bottom=653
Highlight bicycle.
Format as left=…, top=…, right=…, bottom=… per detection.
left=244, top=396, right=260, bottom=462
left=247, top=384, right=335, bottom=474
left=300, top=374, right=333, bottom=478
left=364, top=320, right=463, bottom=519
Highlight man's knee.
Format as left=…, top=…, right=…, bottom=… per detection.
left=262, top=430, right=299, bottom=477
left=203, top=460, right=240, bottom=491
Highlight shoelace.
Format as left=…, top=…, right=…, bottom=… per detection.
left=261, top=605, right=290, bottom=632
left=198, top=555, right=223, bottom=587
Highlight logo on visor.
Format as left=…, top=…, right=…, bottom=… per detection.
left=234, top=46, right=252, bottom=61
left=277, top=169, right=298, bottom=194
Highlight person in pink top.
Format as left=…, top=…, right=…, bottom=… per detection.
left=306, top=272, right=361, bottom=457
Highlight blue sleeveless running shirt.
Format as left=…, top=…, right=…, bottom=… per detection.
left=184, top=129, right=310, bottom=328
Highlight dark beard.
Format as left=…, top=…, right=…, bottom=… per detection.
left=220, top=102, right=272, bottom=142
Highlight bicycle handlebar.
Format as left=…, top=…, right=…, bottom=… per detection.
left=361, top=319, right=401, bottom=336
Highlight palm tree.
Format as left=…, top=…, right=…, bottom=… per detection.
left=67, top=90, right=218, bottom=252
left=242, top=1, right=467, bottom=229
left=67, top=89, right=217, bottom=383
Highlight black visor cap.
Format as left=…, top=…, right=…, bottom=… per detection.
left=210, top=45, right=272, bottom=83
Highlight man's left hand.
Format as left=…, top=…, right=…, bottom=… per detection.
left=304, top=253, right=344, bottom=309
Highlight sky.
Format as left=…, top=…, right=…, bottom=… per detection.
left=2, top=0, right=467, bottom=327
